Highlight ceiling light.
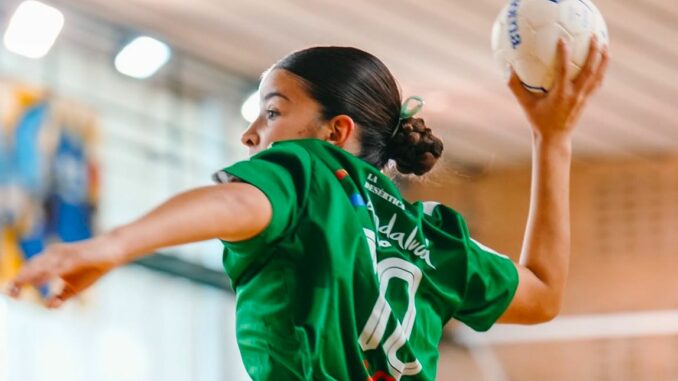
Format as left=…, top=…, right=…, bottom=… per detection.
left=3, top=1, right=65, bottom=59
left=114, top=36, right=171, bottom=79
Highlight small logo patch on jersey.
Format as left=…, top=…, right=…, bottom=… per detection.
left=350, top=193, right=366, bottom=207
left=335, top=169, right=349, bottom=180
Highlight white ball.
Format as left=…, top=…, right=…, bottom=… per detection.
left=491, top=0, right=609, bottom=92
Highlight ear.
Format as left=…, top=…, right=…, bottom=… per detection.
left=324, top=114, right=356, bottom=147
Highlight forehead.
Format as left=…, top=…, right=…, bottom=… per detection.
left=259, top=69, right=308, bottom=100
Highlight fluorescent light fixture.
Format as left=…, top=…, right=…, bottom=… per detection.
left=3, top=1, right=65, bottom=59
left=114, top=36, right=171, bottom=79
left=241, top=91, right=259, bottom=123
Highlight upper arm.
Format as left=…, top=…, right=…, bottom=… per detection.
left=216, top=182, right=272, bottom=242
left=497, top=263, right=560, bottom=324
left=212, top=143, right=312, bottom=251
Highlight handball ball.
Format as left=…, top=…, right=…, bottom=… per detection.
left=491, top=0, right=608, bottom=93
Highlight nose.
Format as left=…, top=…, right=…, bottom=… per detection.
left=240, top=122, right=259, bottom=148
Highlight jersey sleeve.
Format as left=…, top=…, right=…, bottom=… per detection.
left=212, top=143, right=312, bottom=257
left=422, top=202, right=519, bottom=332
left=454, top=237, right=519, bottom=332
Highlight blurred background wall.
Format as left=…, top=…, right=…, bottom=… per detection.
left=0, top=1, right=253, bottom=380
left=0, top=0, right=676, bottom=380
left=410, top=156, right=678, bottom=380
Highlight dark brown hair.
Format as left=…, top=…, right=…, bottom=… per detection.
left=274, top=46, right=443, bottom=175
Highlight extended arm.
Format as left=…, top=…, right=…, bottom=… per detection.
left=498, top=37, right=610, bottom=324
left=499, top=131, right=572, bottom=323
left=112, top=182, right=271, bottom=261
left=7, top=182, right=271, bottom=307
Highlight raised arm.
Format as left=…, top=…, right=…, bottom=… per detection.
left=7, top=182, right=271, bottom=307
left=498, top=37, right=610, bottom=324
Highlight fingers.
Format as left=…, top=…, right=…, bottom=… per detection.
left=592, top=47, right=610, bottom=91
left=5, top=241, right=105, bottom=309
left=9, top=258, right=82, bottom=309
left=46, top=282, right=77, bottom=309
left=576, top=36, right=600, bottom=84
left=574, top=35, right=603, bottom=93
left=551, top=38, right=571, bottom=95
left=507, top=67, right=533, bottom=107
left=46, top=268, right=107, bottom=308
left=7, top=245, right=75, bottom=298
left=8, top=256, right=56, bottom=297
left=7, top=282, right=21, bottom=298
left=585, top=45, right=610, bottom=96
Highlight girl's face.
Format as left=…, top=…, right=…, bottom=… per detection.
left=241, top=69, right=330, bottom=156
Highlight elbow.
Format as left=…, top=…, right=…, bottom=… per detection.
left=538, top=304, right=560, bottom=323
left=534, top=295, right=563, bottom=323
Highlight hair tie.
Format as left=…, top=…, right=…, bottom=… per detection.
left=390, top=96, right=425, bottom=138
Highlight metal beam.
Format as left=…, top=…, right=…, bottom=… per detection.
left=132, top=254, right=232, bottom=292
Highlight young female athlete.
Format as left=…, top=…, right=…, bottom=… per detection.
left=7, top=37, right=609, bottom=380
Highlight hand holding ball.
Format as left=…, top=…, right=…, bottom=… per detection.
left=491, top=0, right=609, bottom=93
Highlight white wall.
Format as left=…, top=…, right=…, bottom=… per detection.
left=0, top=268, right=250, bottom=381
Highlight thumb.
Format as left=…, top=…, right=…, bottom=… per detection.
left=46, top=267, right=108, bottom=308
left=46, top=282, right=78, bottom=309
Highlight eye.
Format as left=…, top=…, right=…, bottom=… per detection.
left=265, top=109, right=280, bottom=120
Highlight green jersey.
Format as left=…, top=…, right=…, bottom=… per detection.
left=213, top=139, right=518, bottom=381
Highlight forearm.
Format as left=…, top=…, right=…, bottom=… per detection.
left=501, top=39, right=608, bottom=323
left=106, top=183, right=271, bottom=264
left=519, top=132, right=572, bottom=309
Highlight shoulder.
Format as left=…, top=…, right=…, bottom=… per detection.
left=418, top=201, right=465, bottom=225
left=413, top=200, right=470, bottom=241
left=212, top=140, right=316, bottom=185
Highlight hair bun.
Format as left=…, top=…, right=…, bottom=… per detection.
left=388, top=117, right=443, bottom=175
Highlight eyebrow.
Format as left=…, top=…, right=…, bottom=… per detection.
left=263, top=91, right=291, bottom=102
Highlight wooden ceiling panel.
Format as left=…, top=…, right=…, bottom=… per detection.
left=54, top=0, right=678, bottom=166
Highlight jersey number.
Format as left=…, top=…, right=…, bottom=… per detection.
left=358, top=244, right=423, bottom=379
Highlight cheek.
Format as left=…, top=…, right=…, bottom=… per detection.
left=296, top=114, right=325, bottom=138
left=270, top=118, right=319, bottom=140
left=296, top=123, right=319, bottom=137
left=257, top=120, right=293, bottom=148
